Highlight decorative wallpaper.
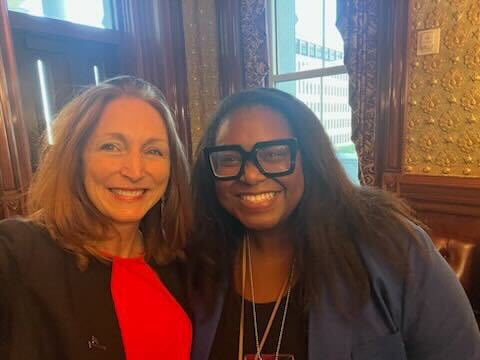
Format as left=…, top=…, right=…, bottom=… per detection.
left=181, top=0, right=221, bottom=154
left=406, top=0, right=480, bottom=177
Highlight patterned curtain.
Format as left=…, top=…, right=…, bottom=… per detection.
left=240, top=0, right=269, bottom=88
left=336, top=0, right=379, bottom=186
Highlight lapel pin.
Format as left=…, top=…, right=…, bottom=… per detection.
left=88, top=336, right=107, bottom=351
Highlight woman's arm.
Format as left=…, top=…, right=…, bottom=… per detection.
left=403, top=226, right=480, bottom=359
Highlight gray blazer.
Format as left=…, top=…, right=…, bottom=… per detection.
left=191, top=226, right=480, bottom=360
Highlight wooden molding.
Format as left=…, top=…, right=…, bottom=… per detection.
left=215, top=0, right=245, bottom=98
left=376, top=0, right=410, bottom=180
left=0, top=0, right=32, bottom=218
left=383, top=172, right=480, bottom=240
left=117, top=0, right=192, bottom=158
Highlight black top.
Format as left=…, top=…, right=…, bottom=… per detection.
left=209, top=283, right=308, bottom=360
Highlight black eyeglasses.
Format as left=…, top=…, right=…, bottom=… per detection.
left=204, top=138, right=298, bottom=181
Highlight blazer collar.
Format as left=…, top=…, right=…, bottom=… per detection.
left=191, top=280, right=227, bottom=360
left=308, top=293, right=352, bottom=359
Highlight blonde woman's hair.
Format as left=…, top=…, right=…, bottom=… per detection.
left=28, top=76, right=192, bottom=269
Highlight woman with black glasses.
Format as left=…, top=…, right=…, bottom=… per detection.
left=189, top=88, right=480, bottom=360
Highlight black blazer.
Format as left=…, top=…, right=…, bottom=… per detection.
left=0, top=218, right=190, bottom=360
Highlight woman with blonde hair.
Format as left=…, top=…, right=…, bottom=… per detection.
left=0, top=76, right=192, bottom=359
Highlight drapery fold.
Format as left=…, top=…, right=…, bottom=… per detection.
left=240, top=0, right=269, bottom=88
left=337, top=0, right=379, bottom=185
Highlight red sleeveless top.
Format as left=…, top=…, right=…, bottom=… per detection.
left=110, top=256, right=191, bottom=359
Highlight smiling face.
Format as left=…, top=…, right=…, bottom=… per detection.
left=214, top=106, right=304, bottom=232
left=82, top=97, right=170, bottom=227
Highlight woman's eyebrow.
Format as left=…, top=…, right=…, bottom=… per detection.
left=98, top=132, right=127, bottom=142
left=143, top=137, right=168, bottom=145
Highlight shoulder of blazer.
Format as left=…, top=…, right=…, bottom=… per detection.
left=0, top=218, right=64, bottom=269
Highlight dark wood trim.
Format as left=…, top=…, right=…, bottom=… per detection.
left=376, top=0, right=410, bottom=184
left=156, top=0, right=192, bottom=158
left=383, top=173, right=480, bottom=239
left=0, top=0, right=32, bottom=218
left=215, top=0, right=245, bottom=98
left=117, top=0, right=192, bottom=158
left=8, top=10, right=122, bottom=44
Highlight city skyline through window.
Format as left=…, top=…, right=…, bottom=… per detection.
left=269, top=0, right=359, bottom=184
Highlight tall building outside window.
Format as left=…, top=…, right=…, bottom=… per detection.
left=268, top=0, right=359, bottom=183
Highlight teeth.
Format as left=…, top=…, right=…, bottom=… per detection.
left=240, top=192, right=276, bottom=203
left=111, top=189, right=145, bottom=197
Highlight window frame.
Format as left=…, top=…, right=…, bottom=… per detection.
left=266, top=0, right=347, bottom=85
left=266, top=0, right=359, bottom=183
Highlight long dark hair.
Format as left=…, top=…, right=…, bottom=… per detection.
left=189, top=87, right=423, bottom=315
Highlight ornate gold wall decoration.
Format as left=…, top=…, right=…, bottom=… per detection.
left=408, top=117, right=421, bottom=129
left=409, top=74, right=424, bottom=90
left=461, top=89, right=480, bottom=112
left=457, top=129, right=480, bottom=153
left=444, top=28, right=468, bottom=49
left=419, top=132, right=439, bottom=152
left=448, top=0, right=467, bottom=5
left=406, top=149, right=421, bottom=166
left=441, top=69, right=464, bottom=91
left=474, top=29, right=480, bottom=41
left=406, top=0, right=480, bottom=177
left=421, top=93, right=440, bottom=113
left=181, top=0, right=221, bottom=153
left=425, top=8, right=447, bottom=28
left=439, top=110, right=461, bottom=131
left=467, top=3, right=480, bottom=25
left=423, top=55, right=445, bottom=73
left=434, top=150, right=458, bottom=168
left=465, top=45, right=480, bottom=68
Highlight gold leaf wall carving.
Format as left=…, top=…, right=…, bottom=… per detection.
left=406, top=0, right=480, bottom=176
left=181, top=0, right=221, bottom=154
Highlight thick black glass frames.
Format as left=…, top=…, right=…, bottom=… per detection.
left=205, top=138, right=298, bottom=181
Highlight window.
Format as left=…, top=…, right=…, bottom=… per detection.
left=7, top=0, right=114, bottom=29
left=268, top=0, right=358, bottom=183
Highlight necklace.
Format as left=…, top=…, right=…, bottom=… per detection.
left=238, top=234, right=295, bottom=360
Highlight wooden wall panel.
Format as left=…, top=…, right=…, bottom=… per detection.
left=0, top=0, right=31, bottom=219
left=117, top=0, right=192, bottom=157
left=215, top=0, right=245, bottom=98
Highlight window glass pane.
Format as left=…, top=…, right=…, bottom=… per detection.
left=274, top=76, right=359, bottom=184
left=273, top=0, right=344, bottom=75
left=8, top=0, right=114, bottom=29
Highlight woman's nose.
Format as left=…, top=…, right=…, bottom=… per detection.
left=241, top=160, right=266, bottom=184
left=120, top=151, right=145, bottom=181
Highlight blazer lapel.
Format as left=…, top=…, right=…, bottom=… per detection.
left=68, top=258, right=125, bottom=360
left=191, top=283, right=227, bottom=360
left=308, top=292, right=352, bottom=360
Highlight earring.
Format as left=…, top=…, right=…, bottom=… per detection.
left=160, top=198, right=166, bottom=238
